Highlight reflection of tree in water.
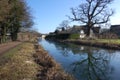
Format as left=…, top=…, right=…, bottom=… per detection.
left=49, top=40, right=115, bottom=56
left=46, top=40, right=115, bottom=80
left=71, top=47, right=114, bottom=80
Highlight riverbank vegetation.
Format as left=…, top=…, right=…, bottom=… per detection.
left=45, top=33, right=80, bottom=40
left=34, top=44, right=74, bottom=80
left=46, top=33, right=120, bottom=44
left=62, top=39, right=120, bottom=50
left=89, top=39, right=120, bottom=44
left=67, top=39, right=120, bottom=44
left=45, top=33, right=120, bottom=50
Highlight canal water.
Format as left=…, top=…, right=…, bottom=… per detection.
left=39, top=40, right=120, bottom=80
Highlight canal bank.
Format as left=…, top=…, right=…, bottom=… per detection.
left=34, top=43, right=74, bottom=80
left=59, top=39, right=120, bottom=50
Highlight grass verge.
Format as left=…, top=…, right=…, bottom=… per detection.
left=0, top=42, right=39, bottom=80
left=69, top=39, right=120, bottom=44
left=0, top=43, right=22, bottom=66
left=95, top=39, right=120, bottom=44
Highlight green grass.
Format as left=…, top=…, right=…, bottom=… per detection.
left=72, top=39, right=120, bottom=44
left=0, top=42, right=38, bottom=80
left=0, top=43, right=22, bottom=66
left=69, top=34, right=80, bottom=39
left=94, top=39, right=120, bottom=44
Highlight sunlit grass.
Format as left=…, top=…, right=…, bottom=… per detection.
left=0, top=42, right=38, bottom=80
left=0, top=43, right=22, bottom=66
left=0, top=42, right=74, bottom=80
left=77, top=39, right=120, bottom=44
left=94, top=39, right=120, bottom=44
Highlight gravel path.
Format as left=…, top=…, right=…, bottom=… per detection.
left=0, top=41, right=22, bottom=55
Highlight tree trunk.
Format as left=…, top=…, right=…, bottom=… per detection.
left=86, top=26, right=91, bottom=37
left=86, top=22, right=93, bottom=38
left=1, top=34, right=6, bottom=43
left=1, top=26, right=7, bottom=43
left=11, top=32, right=17, bottom=41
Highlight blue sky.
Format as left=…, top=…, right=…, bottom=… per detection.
left=26, top=0, right=120, bottom=34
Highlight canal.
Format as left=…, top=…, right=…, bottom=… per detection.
left=39, top=40, right=120, bottom=80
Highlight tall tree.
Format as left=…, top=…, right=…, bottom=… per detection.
left=0, top=0, right=11, bottom=43
left=0, top=0, right=34, bottom=42
left=69, top=0, right=114, bottom=37
left=9, top=0, right=33, bottom=41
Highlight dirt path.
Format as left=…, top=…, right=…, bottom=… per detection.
left=0, top=41, right=22, bottom=55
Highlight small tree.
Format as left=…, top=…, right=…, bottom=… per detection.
left=69, top=0, right=114, bottom=37
left=59, top=20, right=69, bottom=28
left=58, top=20, right=69, bottom=31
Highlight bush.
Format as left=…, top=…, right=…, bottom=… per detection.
left=46, top=33, right=81, bottom=40
left=69, top=34, right=80, bottom=39
left=56, top=33, right=70, bottom=40
left=46, top=33, right=70, bottom=40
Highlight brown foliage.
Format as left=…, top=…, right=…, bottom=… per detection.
left=0, top=0, right=11, bottom=21
left=34, top=44, right=74, bottom=80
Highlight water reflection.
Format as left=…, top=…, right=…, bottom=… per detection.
left=40, top=40, right=120, bottom=80
left=71, top=47, right=113, bottom=80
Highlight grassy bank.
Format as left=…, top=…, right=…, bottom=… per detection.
left=94, top=39, right=120, bottom=44
left=62, top=39, right=120, bottom=50
left=0, top=42, right=74, bottom=80
left=0, top=43, right=22, bottom=66
left=34, top=44, right=74, bottom=80
left=65, top=39, right=120, bottom=45
left=67, top=39, right=120, bottom=44
left=0, top=42, right=38, bottom=80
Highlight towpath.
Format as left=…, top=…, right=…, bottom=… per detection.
left=0, top=41, right=22, bottom=55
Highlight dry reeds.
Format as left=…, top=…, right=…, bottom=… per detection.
left=34, top=44, right=74, bottom=80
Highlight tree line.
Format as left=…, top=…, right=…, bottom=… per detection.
left=0, top=0, right=33, bottom=43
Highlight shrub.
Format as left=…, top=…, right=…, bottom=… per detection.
left=45, top=33, right=70, bottom=40
left=55, top=33, right=70, bottom=40
left=69, top=34, right=80, bottom=39
left=46, top=33, right=81, bottom=40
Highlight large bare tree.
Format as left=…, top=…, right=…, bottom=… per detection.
left=69, top=0, right=114, bottom=36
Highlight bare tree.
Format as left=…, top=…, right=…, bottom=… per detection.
left=57, top=20, right=70, bottom=31
left=69, top=0, right=114, bottom=37
left=59, top=20, right=69, bottom=28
